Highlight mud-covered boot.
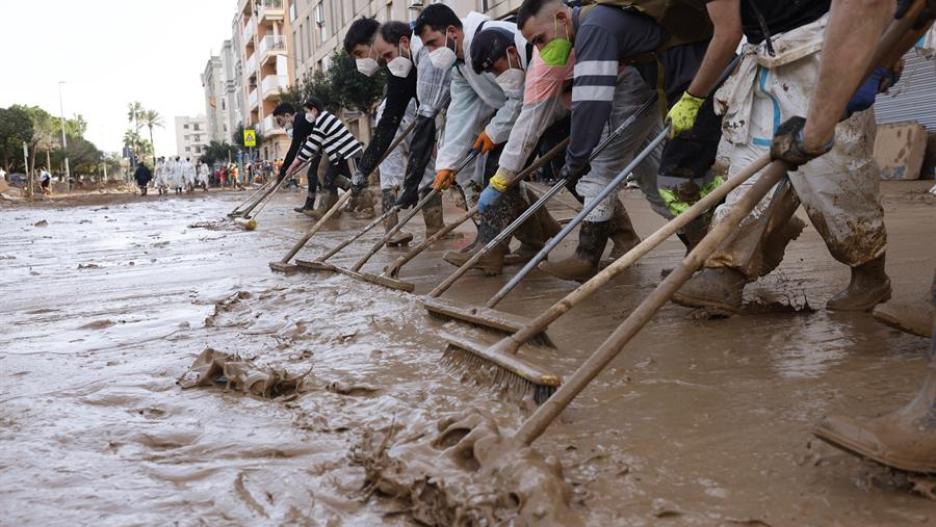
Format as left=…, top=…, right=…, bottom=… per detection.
left=608, top=202, right=641, bottom=260
left=353, top=188, right=376, bottom=220
left=672, top=267, right=747, bottom=314
left=826, top=254, right=891, bottom=312
left=442, top=241, right=509, bottom=276
left=504, top=186, right=563, bottom=266
left=421, top=190, right=446, bottom=238
left=305, top=190, right=339, bottom=220
left=381, top=188, right=413, bottom=247
left=814, top=367, right=936, bottom=473
left=442, top=195, right=514, bottom=276
left=873, top=300, right=935, bottom=338
left=538, top=221, right=610, bottom=282
left=294, top=193, right=316, bottom=213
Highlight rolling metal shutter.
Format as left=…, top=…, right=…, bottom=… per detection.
left=874, top=46, right=936, bottom=131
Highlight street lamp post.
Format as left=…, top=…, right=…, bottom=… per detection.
left=58, top=81, right=71, bottom=192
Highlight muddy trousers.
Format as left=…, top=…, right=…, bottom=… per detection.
left=378, top=99, right=435, bottom=192
left=576, top=68, right=670, bottom=223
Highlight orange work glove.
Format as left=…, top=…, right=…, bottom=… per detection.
left=433, top=169, right=456, bottom=191
left=472, top=132, right=496, bottom=154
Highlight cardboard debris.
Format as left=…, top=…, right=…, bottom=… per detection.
left=874, top=121, right=928, bottom=180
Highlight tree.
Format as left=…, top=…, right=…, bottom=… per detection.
left=232, top=124, right=264, bottom=151
left=279, top=69, right=340, bottom=113
left=327, top=49, right=385, bottom=114
left=200, top=140, right=237, bottom=166
left=0, top=106, right=34, bottom=172
left=140, top=109, right=163, bottom=162
left=127, top=101, right=144, bottom=131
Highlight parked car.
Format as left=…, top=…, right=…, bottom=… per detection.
left=7, top=173, right=27, bottom=187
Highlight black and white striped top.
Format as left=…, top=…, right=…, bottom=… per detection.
left=296, top=111, right=363, bottom=163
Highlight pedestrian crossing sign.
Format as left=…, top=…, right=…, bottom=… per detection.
left=243, top=129, right=257, bottom=147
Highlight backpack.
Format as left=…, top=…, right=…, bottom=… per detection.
left=580, top=0, right=713, bottom=53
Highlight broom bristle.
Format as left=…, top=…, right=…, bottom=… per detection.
left=441, top=343, right=558, bottom=405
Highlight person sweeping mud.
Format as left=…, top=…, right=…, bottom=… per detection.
left=761, top=0, right=935, bottom=473
left=343, top=18, right=451, bottom=243
left=516, top=0, right=715, bottom=281
left=436, top=27, right=569, bottom=275
left=670, top=0, right=898, bottom=315
left=413, top=5, right=534, bottom=248
left=283, top=98, right=366, bottom=209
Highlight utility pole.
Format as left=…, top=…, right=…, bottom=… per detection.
left=23, top=141, right=31, bottom=201
left=58, top=81, right=71, bottom=192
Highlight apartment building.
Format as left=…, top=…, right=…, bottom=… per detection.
left=201, top=56, right=228, bottom=143
left=286, top=0, right=498, bottom=140
left=235, top=0, right=294, bottom=161
left=174, top=116, right=210, bottom=159
left=220, top=39, right=242, bottom=141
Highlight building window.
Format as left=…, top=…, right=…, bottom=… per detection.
left=185, top=147, right=191, bottom=152
left=184, top=124, right=190, bottom=129
left=289, top=1, right=296, bottom=20
left=193, top=123, right=200, bottom=131
left=221, top=98, right=227, bottom=110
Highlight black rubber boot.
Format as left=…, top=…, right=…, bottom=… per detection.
left=827, top=253, right=892, bottom=312
left=421, top=189, right=446, bottom=238
left=608, top=201, right=640, bottom=260
left=538, top=220, right=610, bottom=282
left=305, top=190, right=339, bottom=220
left=505, top=185, right=563, bottom=266
left=294, top=193, right=316, bottom=213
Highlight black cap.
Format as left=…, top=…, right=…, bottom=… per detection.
left=470, top=27, right=517, bottom=74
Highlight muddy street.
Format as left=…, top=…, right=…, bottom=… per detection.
left=2, top=184, right=935, bottom=525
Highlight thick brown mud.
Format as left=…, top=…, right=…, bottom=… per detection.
left=2, top=182, right=935, bottom=525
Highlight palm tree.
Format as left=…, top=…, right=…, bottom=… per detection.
left=127, top=101, right=144, bottom=131
left=140, top=109, right=163, bottom=163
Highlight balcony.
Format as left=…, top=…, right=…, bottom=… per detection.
left=244, top=54, right=257, bottom=78
left=260, top=74, right=288, bottom=99
left=258, top=0, right=284, bottom=21
left=248, top=88, right=259, bottom=109
left=258, top=34, right=286, bottom=63
left=262, top=114, right=286, bottom=136
left=242, top=16, right=256, bottom=43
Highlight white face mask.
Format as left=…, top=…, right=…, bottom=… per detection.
left=356, top=57, right=380, bottom=77
left=387, top=47, right=413, bottom=78
left=305, top=112, right=316, bottom=123
left=428, top=33, right=457, bottom=70
left=495, top=53, right=524, bottom=97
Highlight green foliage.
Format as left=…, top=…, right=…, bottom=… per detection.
left=279, top=50, right=385, bottom=116
left=0, top=106, right=35, bottom=171
left=200, top=140, right=238, bottom=166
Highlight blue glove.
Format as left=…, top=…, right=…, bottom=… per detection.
left=846, top=67, right=888, bottom=117
left=477, top=185, right=503, bottom=214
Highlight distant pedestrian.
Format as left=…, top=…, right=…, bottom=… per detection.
left=134, top=163, right=152, bottom=196
left=39, top=169, right=52, bottom=195
left=197, top=161, right=210, bottom=190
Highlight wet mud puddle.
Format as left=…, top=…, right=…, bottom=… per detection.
left=1, top=185, right=935, bottom=525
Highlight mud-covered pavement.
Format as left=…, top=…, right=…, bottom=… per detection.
left=2, top=183, right=935, bottom=525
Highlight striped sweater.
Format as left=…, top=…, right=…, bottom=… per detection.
left=296, top=111, right=363, bottom=164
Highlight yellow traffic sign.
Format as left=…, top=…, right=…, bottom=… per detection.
left=243, top=129, right=257, bottom=147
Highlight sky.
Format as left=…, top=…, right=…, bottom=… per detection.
left=0, top=0, right=236, bottom=157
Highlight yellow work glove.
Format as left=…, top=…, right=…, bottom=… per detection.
left=666, top=91, right=705, bottom=138
left=472, top=132, right=496, bottom=154
left=489, top=169, right=511, bottom=192
left=433, top=169, right=456, bottom=191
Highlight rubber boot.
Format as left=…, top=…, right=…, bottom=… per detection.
left=672, top=267, right=748, bottom=315
left=442, top=190, right=517, bottom=276
left=305, top=190, right=339, bottom=220
left=814, top=366, right=936, bottom=473
left=538, top=220, right=610, bottom=282
left=504, top=189, right=563, bottom=266
left=826, top=254, right=891, bottom=312
left=421, top=190, right=446, bottom=238
left=382, top=188, right=413, bottom=247
left=608, top=201, right=640, bottom=260
left=353, top=188, right=376, bottom=220
left=294, top=193, right=316, bottom=213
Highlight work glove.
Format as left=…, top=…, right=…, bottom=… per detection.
left=351, top=169, right=367, bottom=193
left=770, top=116, right=833, bottom=169
left=432, top=169, right=456, bottom=191
left=666, top=91, right=705, bottom=137
left=472, top=132, right=496, bottom=154
left=845, top=66, right=900, bottom=117
left=558, top=163, right=588, bottom=186
left=478, top=169, right=512, bottom=214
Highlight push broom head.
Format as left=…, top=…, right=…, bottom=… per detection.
left=355, top=271, right=416, bottom=293
left=295, top=259, right=339, bottom=273
left=234, top=217, right=257, bottom=231
left=422, top=296, right=555, bottom=347
left=269, top=261, right=300, bottom=273
left=441, top=333, right=561, bottom=404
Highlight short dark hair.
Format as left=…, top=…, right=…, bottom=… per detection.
left=344, top=17, right=379, bottom=54
left=517, top=0, right=557, bottom=30
left=413, top=4, right=462, bottom=38
left=470, top=28, right=516, bottom=74
left=303, top=96, right=325, bottom=112
left=272, top=102, right=295, bottom=116
left=380, top=21, right=412, bottom=46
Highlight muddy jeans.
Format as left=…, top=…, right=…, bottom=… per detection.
left=576, top=67, right=669, bottom=223
left=706, top=13, right=886, bottom=278
left=378, top=99, right=435, bottom=192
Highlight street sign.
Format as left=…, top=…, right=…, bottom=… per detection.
left=243, top=129, right=257, bottom=148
